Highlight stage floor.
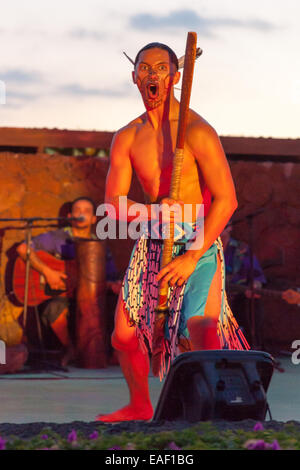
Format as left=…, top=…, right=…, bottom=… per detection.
left=0, top=354, right=298, bottom=424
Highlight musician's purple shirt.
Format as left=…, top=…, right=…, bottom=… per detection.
left=30, top=227, right=118, bottom=281
left=224, top=237, right=266, bottom=285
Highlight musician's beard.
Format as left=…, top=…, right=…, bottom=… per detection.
left=75, top=223, right=89, bottom=230
left=72, top=217, right=92, bottom=236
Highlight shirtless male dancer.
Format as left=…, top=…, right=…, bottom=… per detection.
left=97, top=42, right=244, bottom=423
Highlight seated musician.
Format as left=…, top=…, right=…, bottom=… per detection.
left=221, top=221, right=267, bottom=349
left=16, top=196, right=121, bottom=366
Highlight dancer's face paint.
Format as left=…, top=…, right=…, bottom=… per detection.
left=133, top=48, right=179, bottom=110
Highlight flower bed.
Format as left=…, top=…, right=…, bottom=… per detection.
left=1, top=421, right=300, bottom=450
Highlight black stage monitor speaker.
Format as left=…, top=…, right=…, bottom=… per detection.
left=153, top=350, right=274, bottom=422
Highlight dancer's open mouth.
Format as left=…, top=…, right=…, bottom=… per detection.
left=147, top=83, right=159, bottom=99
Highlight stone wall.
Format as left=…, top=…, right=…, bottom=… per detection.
left=228, top=160, right=300, bottom=352
left=0, top=151, right=299, bottom=351
left=230, top=161, right=300, bottom=284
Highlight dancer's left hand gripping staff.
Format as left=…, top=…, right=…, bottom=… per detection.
left=156, top=251, right=199, bottom=288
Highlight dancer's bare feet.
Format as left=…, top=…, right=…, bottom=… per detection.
left=95, top=403, right=153, bottom=423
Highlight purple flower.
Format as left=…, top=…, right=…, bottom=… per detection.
left=89, top=431, right=99, bottom=440
left=108, top=446, right=121, bottom=450
left=270, top=440, right=281, bottom=450
left=41, top=434, right=49, bottom=440
left=67, top=430, right=77, bottom=443
left=245, top=439, right=267, bottom=450
left=253, top=422, right=264, bottom=431
left=167, top=441, right=182, bottom=450
left=245, top=438, right=281, bottom=451
left=0, top=437, right=6, bottom=451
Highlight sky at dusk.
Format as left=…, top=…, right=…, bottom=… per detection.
left=0, top=0, right=299, bottom=138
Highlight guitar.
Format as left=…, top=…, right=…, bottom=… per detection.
left=227, top=283, right=300, bottom=304
left=13, top=251, right=76, bottom=307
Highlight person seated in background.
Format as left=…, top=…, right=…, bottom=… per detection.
left=221, top=221, right=267, bottom=350
left=16, top=196, right=121, bottom=366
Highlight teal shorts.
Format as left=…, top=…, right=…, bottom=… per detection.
left=180, top=241, right=218, bottom=322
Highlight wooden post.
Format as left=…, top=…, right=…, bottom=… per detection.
left=75, top=239, right=108, bottom=368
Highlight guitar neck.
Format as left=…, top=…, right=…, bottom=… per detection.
left=228, top=283, right=283, bottom=298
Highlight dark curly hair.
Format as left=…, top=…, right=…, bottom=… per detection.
left=134, top=42, right=179, bottom=70
left=71, top=196, right=96, bottom=214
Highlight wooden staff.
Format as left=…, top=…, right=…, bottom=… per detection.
left=152, top=32, right=198, bottom=377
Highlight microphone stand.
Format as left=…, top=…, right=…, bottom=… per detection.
left=23, top=218, right=33, bottom=330
left=231, top=209, right=266, bottom=350
left=245, top=213, right=257, bottom=350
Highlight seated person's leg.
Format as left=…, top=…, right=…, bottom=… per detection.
left=40, top=297, right=75, bottom=365
left=230, top=294, right=250, bottom=343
